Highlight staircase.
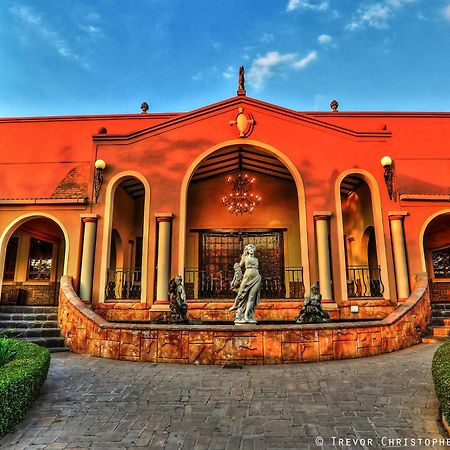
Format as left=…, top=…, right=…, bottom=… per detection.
left=422, top=302, right=450, bottom=343
left=0, top=305, right=68, bottom=352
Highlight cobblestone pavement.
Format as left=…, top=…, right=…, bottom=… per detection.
left=0, top=343, right=446, bottom=450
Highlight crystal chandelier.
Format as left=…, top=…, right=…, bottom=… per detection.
left=222, top=172, right=261, bottom=215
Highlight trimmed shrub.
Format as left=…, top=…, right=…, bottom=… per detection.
left=0, top=340, right=50, bottom=437
left=432, top=341, right=450, bottom=425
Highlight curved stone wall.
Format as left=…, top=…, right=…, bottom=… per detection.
left=58, top=274, right=430, bottom=364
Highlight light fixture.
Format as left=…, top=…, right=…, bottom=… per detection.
left=94, top=159, right=106, bottom=203
left=380, top=155, right=395, bottom=200
left=222, top=150, right=261, bottom=215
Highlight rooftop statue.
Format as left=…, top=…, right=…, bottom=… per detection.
left=238, top=66, right=245, bottom=92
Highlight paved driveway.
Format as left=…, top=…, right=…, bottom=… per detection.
left=0, top=343, right=446, bottom=449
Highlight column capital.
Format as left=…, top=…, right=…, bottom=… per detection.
left=313, top=211, right=332, bottom=221
left=388, top=211, right=408, bottom=221
left=81, top=213, right=98, bottom=224
left=156, top=213, right=174, bottom=223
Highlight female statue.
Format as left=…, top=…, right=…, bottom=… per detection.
left=229, top=244, right=261, bottom=324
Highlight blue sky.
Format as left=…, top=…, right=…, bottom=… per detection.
left=1, top=0, right=450, bottom=116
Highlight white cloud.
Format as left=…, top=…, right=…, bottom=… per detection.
left=292, top=51, right=317, bottom=68
left=287, top=0, right=329, bottom=12
left=222, top=66, right=235, bottom=79
left=260, top=32, right=274, bottom=43
left=248, top=50, right=317, bottom=90
left=192, top=66, right=219, bottom=82
left=444, top=5, right=450, bottom=21
left=346, top=0, right=416, bottom=30
left=318, top=34, right=332, bottom=44
left=79, top=24, right=102, bottom=36
left=10, top=6, right=88, bottom=68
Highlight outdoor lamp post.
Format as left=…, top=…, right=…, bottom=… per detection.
left=94, top=159, right=106, bottom=203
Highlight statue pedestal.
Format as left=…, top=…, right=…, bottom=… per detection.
left=235, top=319, right=257, bottom=325
left=237, top=89, right=246, bottom=96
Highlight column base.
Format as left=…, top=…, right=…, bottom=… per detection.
left=150, top=302, right=170, bottom=312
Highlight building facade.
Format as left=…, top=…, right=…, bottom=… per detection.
left=0, top=92, right=449, bottom=326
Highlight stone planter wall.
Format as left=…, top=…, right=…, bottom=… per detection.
left=59, top=274, right=430, bottom=364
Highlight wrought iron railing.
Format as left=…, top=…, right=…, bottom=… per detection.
left=346, top=265, right=384, bottom=298
left=184, top=267, right=304, bottom=300
left=105, top=269, right=141, bottom=301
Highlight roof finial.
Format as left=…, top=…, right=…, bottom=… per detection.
left=237, top=66, right=246, bottom=96
left=330, top=99, right=339, bottom=112
left=140, top=102, right=149, bottom=114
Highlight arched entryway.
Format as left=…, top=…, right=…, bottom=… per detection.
left=98, top=171, right=151, bottom=303
left=422, top=211, right=450, bottom=302
left=339, top=174, right=384, bottom=299
left=1, top=216, right=67, bottom=305
left=183, top=144, right=306, bottom=301
left=104, top=176, right=146, bottom=302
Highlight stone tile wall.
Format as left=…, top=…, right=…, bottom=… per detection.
left=59, top=274, right=430, bottom=364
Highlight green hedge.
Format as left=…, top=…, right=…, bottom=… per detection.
left=432, top=341, right=450, bottom=425
left=0, top=340, right=50, bottom=437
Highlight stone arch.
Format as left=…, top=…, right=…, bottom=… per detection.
left=0, top=213, right=70, bottom=300
left=98, top=171, right=151, bottom=303
left=178, top=139, right=310, bottom=291
left=335, top=169, right=390, bottom=301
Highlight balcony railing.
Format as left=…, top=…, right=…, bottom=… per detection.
left=184, top=267, right=304, bottom=300
left=346, top=265, right=384, bottom=298
left=105, top=269, right=141, bottom=301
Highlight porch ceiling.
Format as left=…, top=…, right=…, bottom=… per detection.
left=340, top=175, right=364, bottom=198
left=119, top=178, right=145, bottom=198
left=191, top=147, right=293, bottom=183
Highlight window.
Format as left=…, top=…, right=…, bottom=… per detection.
left=432, top=247, right=450, bottom=278
left=28, top=238, right=53, bottom=280
left=3, top=237, right=19, bottom=281
left=197, top=230, right=285, bottom=298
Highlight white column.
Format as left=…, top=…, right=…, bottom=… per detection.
left=314, top=212, right=333, bottom=300
left=79, top=215, right=98, bottom=301
left=155, top=214, right=173, bottom=304
left=389, top=212, right=410, bottom=300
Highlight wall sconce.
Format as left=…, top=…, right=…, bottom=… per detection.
left=380, top=155, right=395, bottom=200
left=94, top=159, right=106, bottom=203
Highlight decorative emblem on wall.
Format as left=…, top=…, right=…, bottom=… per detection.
left=229, top=108, right=255, bottom=138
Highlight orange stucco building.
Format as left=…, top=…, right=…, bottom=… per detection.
left=0, top=92, right=449, bottom=346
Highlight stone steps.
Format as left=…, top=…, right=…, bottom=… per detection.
left=0, top=305, right=68, bottom=353
left=0, top=313, right=58, bottom=321
left=5, top=328, right=62, bottom=338
left=422, top=335, right=450, bottom=344
left=432, top=326, right=450, bottom=337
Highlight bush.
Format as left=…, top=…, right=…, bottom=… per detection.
left=0, top=340, right=50, bottom=437
left=432, top=341, right=450, bottom=425
left=0, top=338, right=17, bottom=367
